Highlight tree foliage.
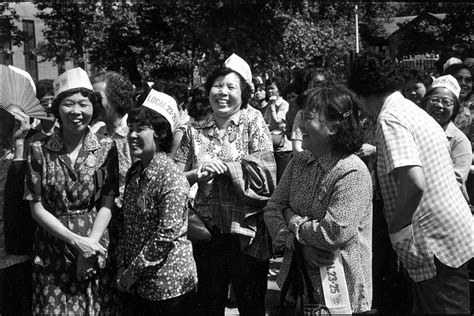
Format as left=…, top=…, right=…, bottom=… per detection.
left=33, top=1, right=470, bottom=85
left=0, top=3, right=25, bottom=47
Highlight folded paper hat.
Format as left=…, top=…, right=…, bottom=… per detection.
left=443, top=57, right=462, bottom=72
left=53, top=68, right=93, bottom=97
left=142, top=89, right=179, bottom=131
left=8, top=66, right=36, bottom=93
left=224, top=53, right=252, bottom=85
left=431, top=75, right=461, bottom=98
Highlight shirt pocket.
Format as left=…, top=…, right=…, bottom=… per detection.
left=390, top=224, right=428, bottom=269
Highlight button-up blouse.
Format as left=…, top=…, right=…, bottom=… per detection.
left=264, top=151, right=373, bottom=313
left=118, top=152, right=197, bottom=301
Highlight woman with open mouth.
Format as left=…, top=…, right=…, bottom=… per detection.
left=24, top=68, right=119, bottom=314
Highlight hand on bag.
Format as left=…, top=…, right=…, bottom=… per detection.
left=73, top=235, right=106, bottom=259
left=198, top=160, right=228, bottom=181
left=302, top=246, right=335, bottom=268
left=117, top=267, right=137, bottom=293
left=76, top=254, right=97, bottom=281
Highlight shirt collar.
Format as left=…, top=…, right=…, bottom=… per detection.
left=45, top=127, right=101, bottom=152
left=379, top=91, right=406, bottom=117
left=194, top=109, right=244, bottom=129
left=444, top=121, right=457, bottom=140
left=114, top=114, right=129, bottom=137
left=306, top=150, right=342, bottom=172
left=136, top=152, right=167, bottom=180
left=275, top=96, right=284, bottom=107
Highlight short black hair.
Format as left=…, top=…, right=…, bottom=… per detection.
left=402, top=67, right=433, bottom=88
left=51, top=88, right=101, bottom=125
left=444, top=63, right=472, bottom=77
left=422, top=87, right=461, bottom=122
left=127, top=106, right=173, bottom=153
left=204, top=67, right=251, bottom=109
left=348, top=52, right=404, bottom=97
left=301, top=84, right=364, bottom=154
left=187, top=85, right=212, bottom=121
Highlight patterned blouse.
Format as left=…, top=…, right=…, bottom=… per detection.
left=264, top=151, right=373, bottom=313
left=118, top=152, right=197, bottom=301
left=174, top=107, right=274, bottom=259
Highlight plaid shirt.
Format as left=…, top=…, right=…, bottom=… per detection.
left=376, top=92, right=474, bottom=282
left=175, top=107, right=275, bottom=260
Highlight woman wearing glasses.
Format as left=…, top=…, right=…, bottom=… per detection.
left=422, top=75, right=472, bottom=201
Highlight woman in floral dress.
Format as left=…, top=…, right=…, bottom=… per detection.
left=24, top=68, right=119, bottom=314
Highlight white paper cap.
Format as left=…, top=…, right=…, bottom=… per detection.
left=431, top=75, right=461, bottom=98
left=142, top=89, right=179, bottom=131
left=8, top=65, right=36, bottom=93
left=443, top=57, right=462, bottom=72
left=224, top=53, right=252, bottom=85
left=53, top=67, right=93, bottom=97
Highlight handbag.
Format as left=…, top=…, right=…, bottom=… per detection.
left=271, top=239, right=331, bottom=316
left=186, top=201, right=211, bottom=244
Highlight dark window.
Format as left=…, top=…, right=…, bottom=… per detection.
left=22, top=20, right=38, bottom=81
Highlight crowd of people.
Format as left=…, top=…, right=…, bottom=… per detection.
left=0, top=50, right=473, bottom=315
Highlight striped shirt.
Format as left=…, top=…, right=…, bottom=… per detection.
left=376, top=92, right=474, bottom=282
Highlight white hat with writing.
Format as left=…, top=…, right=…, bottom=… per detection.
left=431, top=74, right=461, bottom=98
left=53, top=67, right=93, bottom=97
left=142, top=89, right=179, bottom=131
left=224, top=53, right=252, bottom=85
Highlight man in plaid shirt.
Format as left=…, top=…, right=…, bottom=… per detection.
left=348, top=52, right=473, bottom=314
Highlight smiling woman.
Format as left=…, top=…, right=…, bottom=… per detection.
left=24, top=68, right=120, bottom=315
left=174, top=54, right=276, bottom=315
left=117, top=90, right=197, bottom=315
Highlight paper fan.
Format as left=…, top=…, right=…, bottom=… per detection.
left=0, top=65, right=48, bottom=120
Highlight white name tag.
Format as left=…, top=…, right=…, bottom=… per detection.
left=319, top=249, right=352, bottom=314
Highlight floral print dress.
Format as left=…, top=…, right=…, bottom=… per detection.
left=24, top=129, right=119, bottom=315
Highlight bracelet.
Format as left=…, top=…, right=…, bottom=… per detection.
left=13, top=158, right=27, bottom=161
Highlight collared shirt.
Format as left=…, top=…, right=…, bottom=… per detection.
left=92, top=115, right=132, bottom=208
left=264, top=97, right=292, bottom=151
left=264, top=151, right=373, bottom=313
left=119, top=152, right=197, bottom=301
left=0, top=141, right=29, bottom=269
left=174, top=107, right=274, bottom=259
left=376, top=91, right=473, bottom=282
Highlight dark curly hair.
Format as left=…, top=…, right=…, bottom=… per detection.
left=92, top=71, right=134, bottom=117
left=348, top=52, right=404, bottom=97
left=301, top=84, right=364, bottom=155
left=127, top=106, right=173, bottom=153
left=204, top=67, right=251, bottom=109
left=402, top=67, right=433, bottom=88
left=51, top=88, right=102, bottom=125
left=421, top=87, right=461, bottom=123
left=187, top=85, right=212, bottom=121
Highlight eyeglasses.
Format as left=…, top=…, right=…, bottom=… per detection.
left=427, top=96, right=454, bottom=106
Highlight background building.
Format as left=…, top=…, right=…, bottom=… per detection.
left=0, top=2, right=74, bottom=82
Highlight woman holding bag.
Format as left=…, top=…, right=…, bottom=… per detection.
left=264, top=85, right=373, bottom=313
left=174, top=53, right=276, bottom=315
left=24, top=68, right=119, bottom=314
